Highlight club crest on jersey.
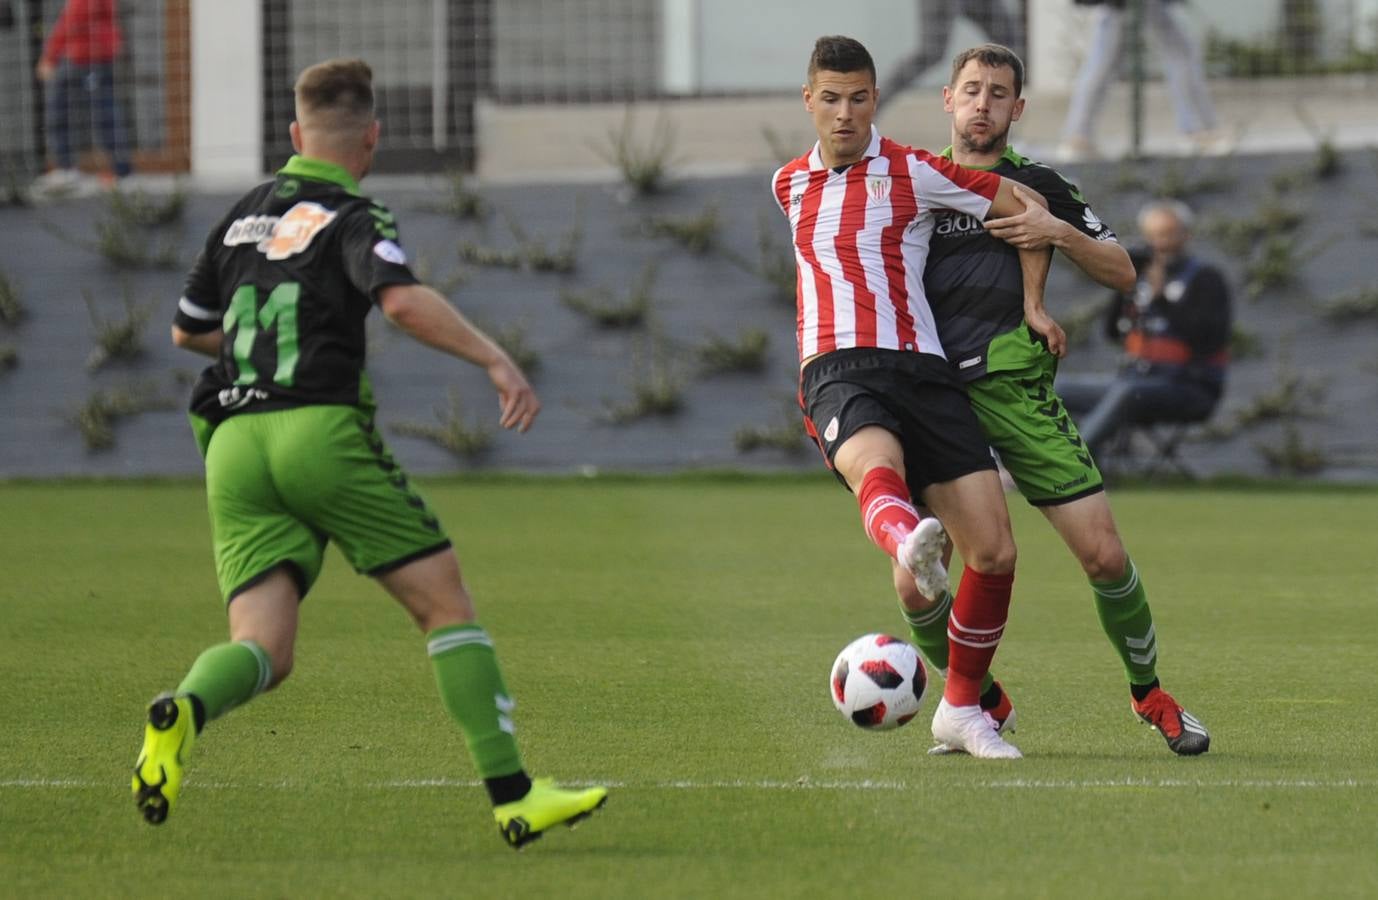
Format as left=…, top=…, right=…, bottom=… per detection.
left=866, top=176, right=892, bottom=204
left=258, top=201, right=337, bottom=260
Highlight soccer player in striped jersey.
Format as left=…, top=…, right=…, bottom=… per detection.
left=902, top=43, right=1209, bottom=755
left=132, top=58, right=608, bottom=846
left=774, top=36, right=1062, bottom=759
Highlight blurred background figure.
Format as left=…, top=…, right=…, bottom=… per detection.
left=33, top=0, right=131, bottom=195
left=1058, top=199, right=1232, bottom=458
left=878, top=0, right=1025, bottom=111
left=1058, top=0, right=1223, bottom=161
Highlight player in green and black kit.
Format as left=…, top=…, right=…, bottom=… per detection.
left=132, top=58, right=607, bottom=847
left=897, top=44, right=1210, bottom=755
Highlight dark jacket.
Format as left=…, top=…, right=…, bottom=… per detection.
left=1105, top=249, right=1231, bottom=390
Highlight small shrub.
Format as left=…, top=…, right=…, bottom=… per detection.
left=94, top=217, right=181, bottom=269
left=697, top=328, right=769, bottom=374
left=1115, top=160, right=1234, bottom=198
left=108, top=185, right=186, bottom=227
left=1206, top=196, right=1303, bottom=257
left=389, top=389, right=493, bottom=460
left=85, top=291, right=157, bottom=370
left=562, top=265, right=655, bottom=328
left=1256, top=423, right=1328, bottom=475
left=487, top=320, right=541, bottom=374
left=1317, top=285, right=1378, bottom=322
left=1244, top=234, right=1303, bottom=299
left=457, top=241, right=522, bottom=269
left=1231, top=367, right=1327, bottom=428
left=597, top=108, right=676, bottom=197
left=724, top=215, right=795, bottom=306
left=0, top=268, right=25, bottom=325
left=72, top=380, right=174, bottom=452
left=645, top=203, right=720, bottom=255
left=604, top=339, right=683, bottom=423
left=510, top=215, right=583, bottom=274
left=0, top=344, right=16, bottom=370
left=410, top=251, right=468, bottom=295
left=425, top=170, right=487, bottom=220
left=734, top=403, right=807, bottom=455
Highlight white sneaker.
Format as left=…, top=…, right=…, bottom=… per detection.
left=930, top=698, right=1022, bottom=759
left=31, top=168, right=82, bottom=194
left=928, top=705, right=1018, bottom=755
left=898, top=517, right=948, bottom=600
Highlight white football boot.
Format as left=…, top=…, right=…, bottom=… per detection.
left=930, top=698, right=1022, bottom=759
left=898, top=517, right=949, bottom=600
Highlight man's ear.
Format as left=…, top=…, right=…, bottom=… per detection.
left=365, top=119, right=380, bottom=151
left=941, top=86, right=955, bottom=114
left=1011, top=97, right=1026, bottom=123
left=802, top=83, right=813, bottom=112
left=289, top=121, right=302, bottom=153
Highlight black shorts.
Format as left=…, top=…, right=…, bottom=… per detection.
left=800, top=347, right=996, bottom=498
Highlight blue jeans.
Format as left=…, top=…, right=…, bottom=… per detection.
left=45, top=61, right=131, bottom=176
left=1057, top=371, right=1220, bottom=455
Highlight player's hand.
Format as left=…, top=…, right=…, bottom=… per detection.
left=35, top=59, right=55, bottom=82
left=984, top=185, right=1066, bottom=251
left=486, top=358, right=541, bottom=432
left=1025, top=306, right=1068, bottom=358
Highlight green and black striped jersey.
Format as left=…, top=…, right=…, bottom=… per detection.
left=924, top=145, right=1119, bottom=381
left=173, top=155, right=419, bottom=428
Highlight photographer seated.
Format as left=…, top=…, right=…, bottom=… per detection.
left=1058, top=199, right=1232, bottom=460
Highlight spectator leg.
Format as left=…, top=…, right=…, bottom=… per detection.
left=1061, top=6, right=1124, bottom=142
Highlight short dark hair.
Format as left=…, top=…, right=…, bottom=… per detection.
left=294, top=58, right=375, bottom=129
left=949, top=43, right=1025, bottom=97
left=808, top=35, right=876, bottom=85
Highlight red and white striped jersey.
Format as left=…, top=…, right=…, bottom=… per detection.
left=771, top=127, right=1001, bottom=362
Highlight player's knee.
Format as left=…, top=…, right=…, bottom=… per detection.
left=963, top=538, right=1016, bottom=575
left=1080, top=539, right=1128, bottom=582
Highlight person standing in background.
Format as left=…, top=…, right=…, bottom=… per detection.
left=1058, top=0, right=1225, bottom=161
left=878, top=0, right=1025, bottom=112
left=33, top=0, right=132, bottom=194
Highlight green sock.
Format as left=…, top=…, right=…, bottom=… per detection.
left=177, top=640, right=272, bottom=724
left=900, top=592, right=996, bottom=695
left=1092, top=558, right=1159, bottom=686
left=427, top=624, right=523, bottom=779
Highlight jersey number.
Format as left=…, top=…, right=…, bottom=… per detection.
left=225, top=283, right=300, bottom=386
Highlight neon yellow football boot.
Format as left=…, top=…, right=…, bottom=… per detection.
left=132, top=693, right=197, bottom=824
left=493, top=778, right=608, bottom=849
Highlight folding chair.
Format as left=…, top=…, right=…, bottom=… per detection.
left=1099, top=406, right=1217, bottom=480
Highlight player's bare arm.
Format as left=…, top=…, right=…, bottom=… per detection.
left=378, top=283, right=540, bottom=432
left=984, top=185, right=1135, bottom=293
left=171, top=325, right=223, bottom=357
left=987, top=178, right=1064, bottom=357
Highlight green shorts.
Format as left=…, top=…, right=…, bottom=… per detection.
left=965, top=355, right=1104, bottom=506
left=201, top=405, right=450, bottom=603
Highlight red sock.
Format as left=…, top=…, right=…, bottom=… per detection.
left=857, top=467, right=920, bottom=561
left=945, top=566, right=1014, bottom=707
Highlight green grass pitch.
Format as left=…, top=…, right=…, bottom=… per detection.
left=2, top=476, right=1376, bottom=898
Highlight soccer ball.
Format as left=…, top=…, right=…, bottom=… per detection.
left=829, top=633, right=928, bottom=730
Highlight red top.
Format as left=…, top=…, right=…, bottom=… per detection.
left=771, top=127, right=1000, bottom=361
left=41, top=0, right=123, bottom=66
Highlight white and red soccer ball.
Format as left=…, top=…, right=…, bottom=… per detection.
left=830, top=633, right=928, bottom=730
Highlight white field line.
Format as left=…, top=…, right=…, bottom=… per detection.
left=3, top=777, right=1374, bottom=791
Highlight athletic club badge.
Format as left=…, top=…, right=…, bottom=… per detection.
left=866, top=176, right=892, bottom=204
